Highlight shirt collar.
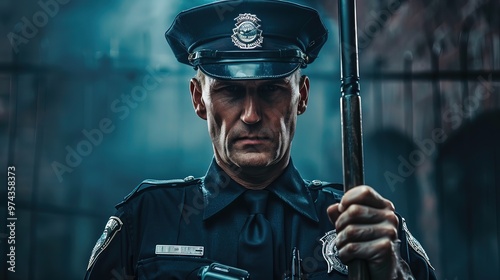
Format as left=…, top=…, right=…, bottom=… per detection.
left=202, top=159, right=319, bottom=222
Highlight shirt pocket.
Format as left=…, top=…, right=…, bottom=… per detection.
left=137, top=256, right=213, bottom=280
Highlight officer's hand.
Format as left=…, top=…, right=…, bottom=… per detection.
left=326, top=185, right=406, bottom=280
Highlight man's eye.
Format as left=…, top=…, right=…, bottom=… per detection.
left=222, top=85, right=244, bottom=94
left=224, top=86, right=243, bottom=92
left=261, top=84, right=279, bottom=92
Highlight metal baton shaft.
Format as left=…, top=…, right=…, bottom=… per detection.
left=338, top=0, right=369, bottom=279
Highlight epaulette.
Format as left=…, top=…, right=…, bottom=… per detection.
left=304, top=179, right=344, bottom=201
left=116, top=176, right=202, bottom=207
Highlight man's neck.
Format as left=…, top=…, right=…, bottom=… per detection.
left=215, top=157, right=290, bottom=190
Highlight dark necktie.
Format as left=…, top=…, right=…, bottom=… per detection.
left=238, top=190, right=273, bottom=279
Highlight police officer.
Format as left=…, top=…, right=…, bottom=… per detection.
left=85, top=1, right=436, bottom=279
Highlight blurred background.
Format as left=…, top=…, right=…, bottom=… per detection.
left=0, top=0, right=499, bottom=279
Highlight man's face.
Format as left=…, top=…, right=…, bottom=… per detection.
left=190, top=72, right=309, bottom=171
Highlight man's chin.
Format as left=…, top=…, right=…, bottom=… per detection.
left=230, top=153, right=276, bottom=169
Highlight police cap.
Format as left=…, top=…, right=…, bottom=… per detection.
left=165, top=0, right=328, bottom=80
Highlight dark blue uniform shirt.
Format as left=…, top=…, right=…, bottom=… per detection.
left=85, top=159, right=436, bottom=279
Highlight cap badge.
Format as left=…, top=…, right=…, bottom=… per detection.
left=320, top=230, right=348, bottom=275
left=231, top=13, right=263, bottom=49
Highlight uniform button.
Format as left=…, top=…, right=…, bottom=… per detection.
left=184, top=175, right=195, bottom=182
left=312, top=180, right=322, bottom=186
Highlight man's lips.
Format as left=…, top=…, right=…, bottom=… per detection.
left=234, top=136, right=271, bottom=145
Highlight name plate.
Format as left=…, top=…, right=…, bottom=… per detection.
left=155, top=245, right=204, bottom=257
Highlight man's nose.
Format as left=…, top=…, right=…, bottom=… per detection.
left=241, top=93, right=261, bottom=125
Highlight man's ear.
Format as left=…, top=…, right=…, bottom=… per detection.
left=190, top=78, right=207, bottom=120
left=297, top=75, right=309, bottom=115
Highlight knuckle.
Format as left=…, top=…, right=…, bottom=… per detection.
left=384, top=211, right=399, bottom=226
left=347, top=204, right=364, bottom=216
left=343, top=225, right=357, bottom=239
left=358, top=185, right=372, bottom=196
left=380, top=239, right=393, bottom=252
left=344, top=242, right=359, bottom=255
left=385, top=199, right=396, bottom=211
left=386, top=227, right=398, bottom=240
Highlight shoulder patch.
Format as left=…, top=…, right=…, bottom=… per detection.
left=118, top=176, right=202, bottom=206
left=403, top=219, right=434, bottom=270
left=87, top=216, right=123, bottom=270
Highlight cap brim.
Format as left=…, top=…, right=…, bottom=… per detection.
left=199, top=62, right=302, bottom=80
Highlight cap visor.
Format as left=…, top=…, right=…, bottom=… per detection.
left=199, top=62, right=301, bottom=80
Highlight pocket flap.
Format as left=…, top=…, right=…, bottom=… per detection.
left=137, top=256, right=213, bottom=280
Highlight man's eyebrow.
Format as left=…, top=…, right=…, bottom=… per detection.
left=261, top=78, right=290, bottom=85
left=210, top=79, right=235, bottom=87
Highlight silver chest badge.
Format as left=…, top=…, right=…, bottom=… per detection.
left=320, top=230, right=348, bottom=275
left=231, top=13, right=263, bottom=49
